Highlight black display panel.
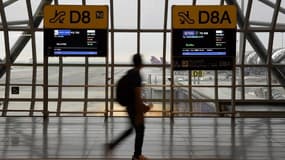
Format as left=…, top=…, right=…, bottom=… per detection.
left=44, top=29, right=107, bottom=56
left=172, top=29, right=236, bottom=70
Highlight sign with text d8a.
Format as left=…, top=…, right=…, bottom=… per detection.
left=172, top=5, right=237, bottom=70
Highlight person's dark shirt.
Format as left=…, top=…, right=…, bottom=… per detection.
left=126, top=68, right=142, bottom=113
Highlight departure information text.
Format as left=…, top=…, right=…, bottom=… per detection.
left=44, top=29, right=107, bottom=56
left=172, top=29, right=236, bottom=70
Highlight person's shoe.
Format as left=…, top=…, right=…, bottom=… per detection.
left=104, top=143, right=113, bottom=155
left=132, top=155, right=149, bottom=160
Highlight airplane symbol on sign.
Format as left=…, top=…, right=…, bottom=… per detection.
left=178, top=11, right=195, bottom=24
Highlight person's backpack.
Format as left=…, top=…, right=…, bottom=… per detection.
left=116, top=73, right=131, bottom=106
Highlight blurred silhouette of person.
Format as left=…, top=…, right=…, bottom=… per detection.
left=106, top=53, right=152, bottom=160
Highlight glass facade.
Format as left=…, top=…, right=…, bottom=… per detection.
left=0, top=0, right=285, bottom=117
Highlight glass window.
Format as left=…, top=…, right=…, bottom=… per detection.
left=35, top=86, right=43, bottom=98
left=244, top=67, right=267, bottom=85
left=14, top=39, right=33, bottom=63
left=87, top=102, right=109, bottom=116
left=89, top=66, right=107, bottom=85
left=86, top=0, right=109, bottom=5
left=141, top=33, right=164, bottom=61
left=9, top=86, right=32, bottom=99
left=0, top=32, right=5, bottom=60
left=272, top=87, right=285, bottom=100
left=196, top=0, right=221, bottom=5
left=192, top=86, right=215, bottom=99
left=218, top=70, right=233, bottom=86
left=191, top=102, right=216, bottom=115
left=48, top=87, right=59, bottom=98
left=35, top=32, right=44, bottom=63
left=114, top=0, right=137, bottom=29
left=245, top=51, right=258, bottom=64
left=218, top=87, right=232, bottom=99
left=60, top=102, right=84, bottom=114
left=62, top=87, right=84, bottom=98
left=34, top=102, right=44, bottom=113
left=0, top=85, right=5, bottom=99
left=245, top=87, right=267, bottom=99
left=88, top=87, right=106, bottom=99
left=31, top=0, right=41, bottom=15
left=249, top=0, right=274, bottom=27
left=7, top=102, right=30, bottom=116
left=277, top=1, right=285, bottom=25
left=272, top=33, right=285, bottom=64
left=62, top=67, right=85, bottom=85
left=10, top=66, right=33, bottom=84
left=4, top=1, right=28, bottom=26
left=114, top=33, right=137, bottom=63
left=236, top=32, right=241, bottom=64
left=58, top=0, right=82, bottom=5
left=256, top=32, right=270, bottom=53
left=8, top=31, right=22, bottom=51
left=141, top=0, right=165, bottom=29
left=48, top=66, right=59, bottom=85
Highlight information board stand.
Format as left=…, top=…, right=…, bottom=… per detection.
left=171, top=5, right=237, bottom=118
left=43, top=5, right=108, bottom=119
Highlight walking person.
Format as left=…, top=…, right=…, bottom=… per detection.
left=106, top=53, right=152, bottom=160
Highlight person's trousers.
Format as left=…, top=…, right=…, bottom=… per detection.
left=110, top=116, right=145, bottom=157
left=133, top=123, right=145, bottom=157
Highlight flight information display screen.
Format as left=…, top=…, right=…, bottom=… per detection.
left=44, top=29, right=107, bottom=56
left=172, top=29, right=236, bottom=70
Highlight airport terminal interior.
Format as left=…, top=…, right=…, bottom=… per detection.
left=0, top=0, right=285, bottom=159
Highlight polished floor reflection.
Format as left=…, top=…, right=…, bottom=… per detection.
left=0, top=117, right=285, bottom=159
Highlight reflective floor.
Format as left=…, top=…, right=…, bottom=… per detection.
left=0, top=117, right=285, bottom=160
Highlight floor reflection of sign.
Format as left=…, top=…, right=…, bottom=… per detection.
left=11, top=86, right=19, bottom=94
left=192, top=70, right=203, bottom=77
